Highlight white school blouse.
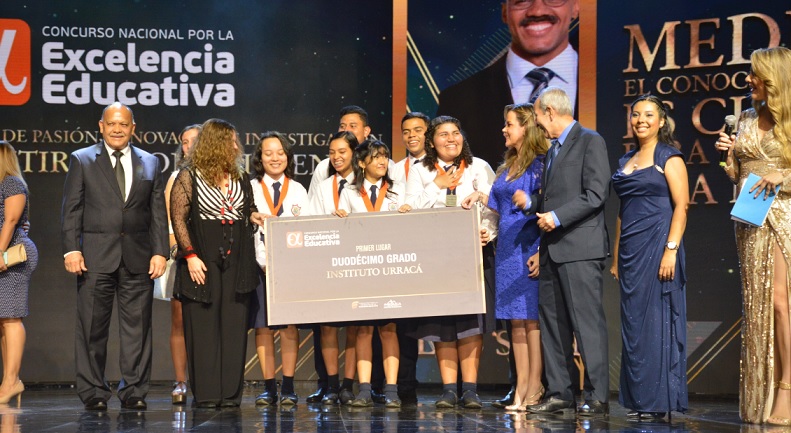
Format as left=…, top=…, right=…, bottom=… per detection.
left=251, top=174, right=309, bottom=269
left=307, top=172, right=355, bottom=216
left=405, top=157, right=495, bottom=209
left=337, top=179, right=406, bottom=214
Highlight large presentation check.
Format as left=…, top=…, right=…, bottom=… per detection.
left=264, top=207, right=485, bottom=326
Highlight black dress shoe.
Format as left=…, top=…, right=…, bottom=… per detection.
left=577, top=400, right=608, bottom=417
left=634, top=411, right=666, bottom=421
left=121, top=397, right=147, bottom=410
left=219, top=400, right=240, bottom=408
left=84, top=398, right=108, bottom=411
left=526, top=396, right=575, bottom=415
left=398, top=390, right=418, bottom=405
left=370, top=389, right=386, bottom=404
left=255, top=391, right=276, bottom=406
left=306, top=387, right=326, bottom=403
left=338, top=388, right=355, bottom=405
left=384, top=396, right=402, bottom=408
left=460, top=390, right=482, bottom=409
left=195, top=401, right=218, bottom=409
left=435, top=390, right=458, bottom=408
left=279, top=392, right=298, bottom=406
left=491, top=386, right=515, bottom=409
left=350, top=389, right=374, bottom=407
left=321, top=390, right=339, bottom=405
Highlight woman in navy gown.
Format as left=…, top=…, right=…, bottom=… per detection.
left=610, top=94, right=689, bottom=420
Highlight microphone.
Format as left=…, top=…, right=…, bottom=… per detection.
left=720, top=115, right=737, bottom=167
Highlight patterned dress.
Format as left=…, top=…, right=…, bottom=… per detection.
left=488, top=156, right=543, bottom=320
left=724, top=109, right=791, bottom=423
left=0, top=176, right=38, bottom=318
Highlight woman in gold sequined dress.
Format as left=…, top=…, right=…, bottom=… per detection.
left=716, top=46, right=791, bottom=425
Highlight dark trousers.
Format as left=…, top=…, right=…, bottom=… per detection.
left=182, top=263, right=251, bottom=405
left=75, top=265, right=153, bottom=403
left=397, top=323, right=419, bottom=394
left=312, top=326, right=328, bottom=388
left=539, top=257, right=608, bottom=403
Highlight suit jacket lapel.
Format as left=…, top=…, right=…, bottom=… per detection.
left=126, top=146, right=143, bottom=204
left=546, top=122, right=581, bottom=185
left=493, top=56, right=514, bottom=105
left=95, top=144, right=124, bottom=201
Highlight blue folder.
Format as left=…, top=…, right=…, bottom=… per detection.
left=730, top=173, right=781, bottom=227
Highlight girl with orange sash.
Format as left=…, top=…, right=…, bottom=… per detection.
left=335, top=140, right=411, bottom=407
left=249, top=132, right=309, bottom=407
left=306, top=131, right=360, bottom=405
left=404, top=116, right=496, bottom=409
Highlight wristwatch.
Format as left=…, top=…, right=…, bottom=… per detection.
left=665, top=241, right=679, bottom=250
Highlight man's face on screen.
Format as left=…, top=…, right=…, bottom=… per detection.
left=502, top=0, right=579, bottom=66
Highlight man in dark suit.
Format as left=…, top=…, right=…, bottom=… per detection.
left=514, top=87, right=610, bottom=417
left=436, top=0, right=579, bottom=169
left=62, top=102, right=169, bottom=411
left=439, top=1, right=581, bottom=407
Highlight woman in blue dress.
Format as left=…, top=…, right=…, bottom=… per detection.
left=610, top=94, right=689, bottom=420
left=466, top=103, right=547, bottom=411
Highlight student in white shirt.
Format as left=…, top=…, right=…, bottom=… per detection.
left=404, top=116, right=496, bottom=409
left=305, top=131, right=360, bottom=405
left=335, top=141, right=410, bottom=407
left=249, top=132, right=309, bottom=407
left=390, top=112, right=429, bottom=187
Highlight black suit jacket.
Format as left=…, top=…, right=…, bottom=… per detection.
left=437, top=55, right=580, bottom=169
left=436, top=56, right=512, bottom=169
left=527, top=122, right=610, bottom=263
left=61, top=143, right=169, bottom=274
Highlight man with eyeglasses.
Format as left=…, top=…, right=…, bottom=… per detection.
left=436, top=0, right=580, bottom=409
left=437, top=0, right=578, bottom=169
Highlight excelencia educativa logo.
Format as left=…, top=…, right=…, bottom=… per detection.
left=0, top=19, right=31, bottom=105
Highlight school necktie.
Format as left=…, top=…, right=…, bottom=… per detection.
left=545, top=139, right=560, bottom=175
left=273, top=181, right=283, bottom=216
left=112, top=150, right=125, bottom=201
left=338, top=179, right=347, bottom=196
left=444, top=165, right=456, bottom=196
left=369, top=185, right=378, bottom=204
left=527, top=67, right=556, bottom=103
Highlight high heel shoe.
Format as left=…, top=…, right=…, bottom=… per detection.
left=0, top=381, right=24, bottom=406
left=505, top=386, right=544, bottom=412
left=767, top=382, right=791, bottom=426
left=172, top=381, right=188, bottom=405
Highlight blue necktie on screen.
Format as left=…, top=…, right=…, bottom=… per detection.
left=527, top=67, right=556, bottom=103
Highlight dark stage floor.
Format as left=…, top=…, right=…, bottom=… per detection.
left=0, top=382, right=769, bottom=432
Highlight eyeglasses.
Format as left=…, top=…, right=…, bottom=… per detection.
left=507, top=0, right=569, bottom=9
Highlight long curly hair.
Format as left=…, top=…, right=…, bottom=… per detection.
left=188, top=118, right=243, bottom=186
left=630, top=94, right=678, bottom=149
left=422, top=116, right=473, bottom=171
left=751, top=46, right=791, bottom=165
left=496, top=103, right=549, bottom=179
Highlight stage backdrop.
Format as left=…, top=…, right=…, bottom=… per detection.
left=0, top=1, right=789, bottom=394
left=0, top=0, right=393, bottom=383
left=408, top=1, right=790, bottom=394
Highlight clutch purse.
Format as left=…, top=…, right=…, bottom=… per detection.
left=3, top=244, right=27, bottom=267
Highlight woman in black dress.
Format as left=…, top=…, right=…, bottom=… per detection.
left=170, top=119, right=264, bottom=408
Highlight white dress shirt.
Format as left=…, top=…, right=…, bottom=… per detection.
left=307, top=172, right=355, bottom=216
left=105, top=142, right=132, bottom=201
left=505, top=44, right=578, bottom=108
left=338, top=180, right=406, bottom=214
